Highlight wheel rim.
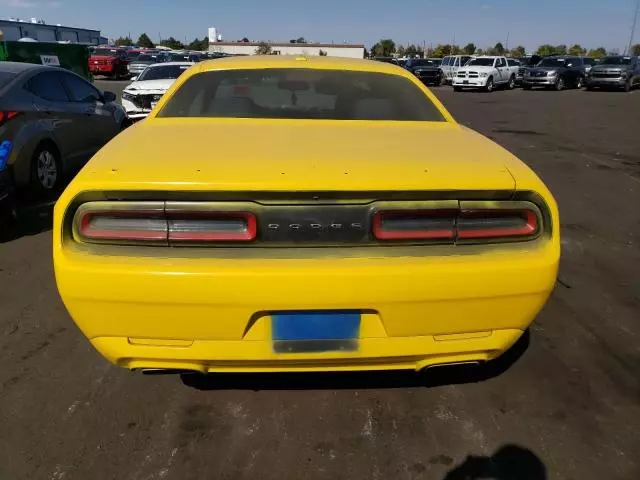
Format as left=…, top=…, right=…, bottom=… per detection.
left=577, top=77, right=583, bottom=88
left=487, top=80, right=493, bottom=91
left=509, top=78, right=515, bottom=88
left=557, top=79, right=564, bottom=90
left=36, top=150, right=57, bottom=189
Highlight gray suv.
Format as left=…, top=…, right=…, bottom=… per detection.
left=586, top=56, right=640, bottom=92
left=0, top=62, right=126, bottom=195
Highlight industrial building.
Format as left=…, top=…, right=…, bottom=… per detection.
left=207, top=27, right=364, bottom=58
left=0, top=18, right=103, bottom=45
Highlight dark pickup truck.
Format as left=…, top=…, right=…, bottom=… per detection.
left=515, top=55, right=542, bottom=85
left=586, top=56, right=640, bottom=92
left=404, top=58, right=443, bottom=85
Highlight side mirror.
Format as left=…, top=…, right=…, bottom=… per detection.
left=102, top=91, right=117, bottom=103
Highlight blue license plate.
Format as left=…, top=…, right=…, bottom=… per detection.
left=272, top=311, right=360, bottom=353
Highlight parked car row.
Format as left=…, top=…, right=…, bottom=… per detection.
left=388, top=54, right=640, bottom=93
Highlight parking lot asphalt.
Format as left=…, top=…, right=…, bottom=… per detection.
left=1, top=83, right=639, bottom=480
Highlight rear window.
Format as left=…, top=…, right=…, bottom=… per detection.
left=158, top=69, right=445, bottom=122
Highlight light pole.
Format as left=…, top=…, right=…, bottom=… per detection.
left=628, top=0, right=640, bottom=54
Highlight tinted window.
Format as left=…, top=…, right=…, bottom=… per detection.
left=138, top=64, right=192, bottom=81
left=569, top=57, right=583, bottom=67
left=135, top=55, right=156, bottom=62
left=28, top=72, right=69, bottom=102
left=159, top=69, right=446, bottom=122
left=599, top=56, right=632, bottom=65
left=62, top=74, right=101, bottom=102
left=507, top=59, right=520, bottom=66
left=461, top=56, right=472, bottom=66
left=0, top=72, right=16, bottom=89
left=442, top=57, right=449, bottom=66
left=467, top=58, right=495, bottom=67
left=583, top=58, right=596, bottom=66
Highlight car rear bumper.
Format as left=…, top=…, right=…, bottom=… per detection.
left=55, top=241, right=559, bottom=372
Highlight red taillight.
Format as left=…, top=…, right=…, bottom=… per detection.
left=0, top=111, right=20, bottom=126
left=373, top=210, right=456, bottom=240
left=457, top=209, right=538, bottom=239
left=168, top=212, right=256, bottom=242
left=373, top=205, right=541, bottom=243
left=73, top=202, right=257, bottom=246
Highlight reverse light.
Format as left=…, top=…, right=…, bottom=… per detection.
left=373, top=210, right=456, bottom=241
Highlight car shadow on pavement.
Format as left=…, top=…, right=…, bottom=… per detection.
left=443, top=443, right=547, bottom=479
left=0, top=200, right=54, bottom=243
left=180, top=329, right=530, bottom=391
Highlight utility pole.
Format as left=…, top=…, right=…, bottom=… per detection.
left=505, top=31, right=510, bottom=52
left=627, top=0, right=640, bottom=55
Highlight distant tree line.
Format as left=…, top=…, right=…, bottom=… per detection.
left=370, top=39, right=640, bottom=59
left=112, top=33, right=209, bottom=51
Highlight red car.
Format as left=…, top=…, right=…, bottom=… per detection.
left=89, top=48, right=129, bottom=79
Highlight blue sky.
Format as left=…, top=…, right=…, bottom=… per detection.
left=1, top=0, right=638, bottom=51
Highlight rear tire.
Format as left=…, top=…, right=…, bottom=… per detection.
left=507, top=75, right=516, bottom=90
left=576, top=76, right=585, bottom=89
left=30, top=142, right=62, bottom=196
left=623, top=79, right=632, bottom=92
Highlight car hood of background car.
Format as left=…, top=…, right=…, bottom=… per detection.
left=459, top=65, right=494, bottom=72
left=71, top=121, right=543, bottom=193
left=124, top=79, right=177, bottom=92
left=591, top=65, right=627, bottom=72
left=528, top=67, right=564, bottom=73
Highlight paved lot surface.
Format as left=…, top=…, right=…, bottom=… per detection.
left=1, top=82, right=639, bottom=480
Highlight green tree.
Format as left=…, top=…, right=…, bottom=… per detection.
left=160, top=37, right=184, bottom=50
left=396, top=45, right=406, bottom=57
left=475, top=48, right=485, bottom=56
left=554, top=44, right=567, bottom=55
left=463, top=43, right=476, bottom=55
left=255, top=42, right=272, bottom=55
left=493, top=42, right=505, bottom=55
left=432, top=44, right=453, bottom=57
left=568, top=44, right=585, bottom=56
left=137, top=33, right=154, bottom=49
left=536, top=44, right=556, bottom=56
left=509, top=45, right=526, bottom=58
left=371, top=39, right=396, bottom=57
left=187, top=38, right=208, bottom=51
left=608, top=48, right=620, bottom=55
left=405, top=44, right=424, bottom=57
left=114, top=36, right=133, bottom=47
left=632, top=44, right=640, bottom=56
left=587, top=47, right=607, bottom=58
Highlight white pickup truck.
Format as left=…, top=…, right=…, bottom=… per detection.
left=452, top=56, right=519, bottom=92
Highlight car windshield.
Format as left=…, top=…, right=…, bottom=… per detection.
left=411, top=59, right=440, bottom=67
left=539, top=58, right=568, bottom=67
left=599, top=56, right=632, bottom=65
left=466, top=58, right=495, bottom=67
left=135, top=55, right=156, bottom=62
left=159, top=68, right=446, bottom=121
left=138, top=65, right=191, bottom=81
left=92, top=49, right=119, bottom=57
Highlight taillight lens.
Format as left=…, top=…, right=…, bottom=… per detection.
left=168, top=212, right=256, bottom=243
left=373, top=203, right=541, bottom=243
left=373, top=210, right=456, bottom=240
left=0, top=111, right=21, bottom=126
left=457, top=209, right=538, bottom=239
left=72, top=202, right=256, bottom=246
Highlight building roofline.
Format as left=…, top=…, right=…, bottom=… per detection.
left=209, top=41, right=365, bottom=48
left=0, top=18, right=100, bottom=34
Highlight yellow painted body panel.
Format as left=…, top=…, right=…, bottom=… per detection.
left=53, top=56, right=560, bottom=372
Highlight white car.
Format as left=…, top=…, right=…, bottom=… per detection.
left=121, top=62, right=193, bottom=120
left=452, top=56, right=518, bottom=92
left=440, top=55, right=474, bottom=84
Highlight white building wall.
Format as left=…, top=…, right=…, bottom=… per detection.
left=209, top=43, right=364, bottom=59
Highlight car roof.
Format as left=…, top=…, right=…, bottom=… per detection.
left=148, top=62, right=195, bottom=67
left=195, top=55, right=405, bottom=75
left=0, top=61, right=46, bottom=75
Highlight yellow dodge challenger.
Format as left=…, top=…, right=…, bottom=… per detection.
left=53, top=56, right=560, bottom=374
